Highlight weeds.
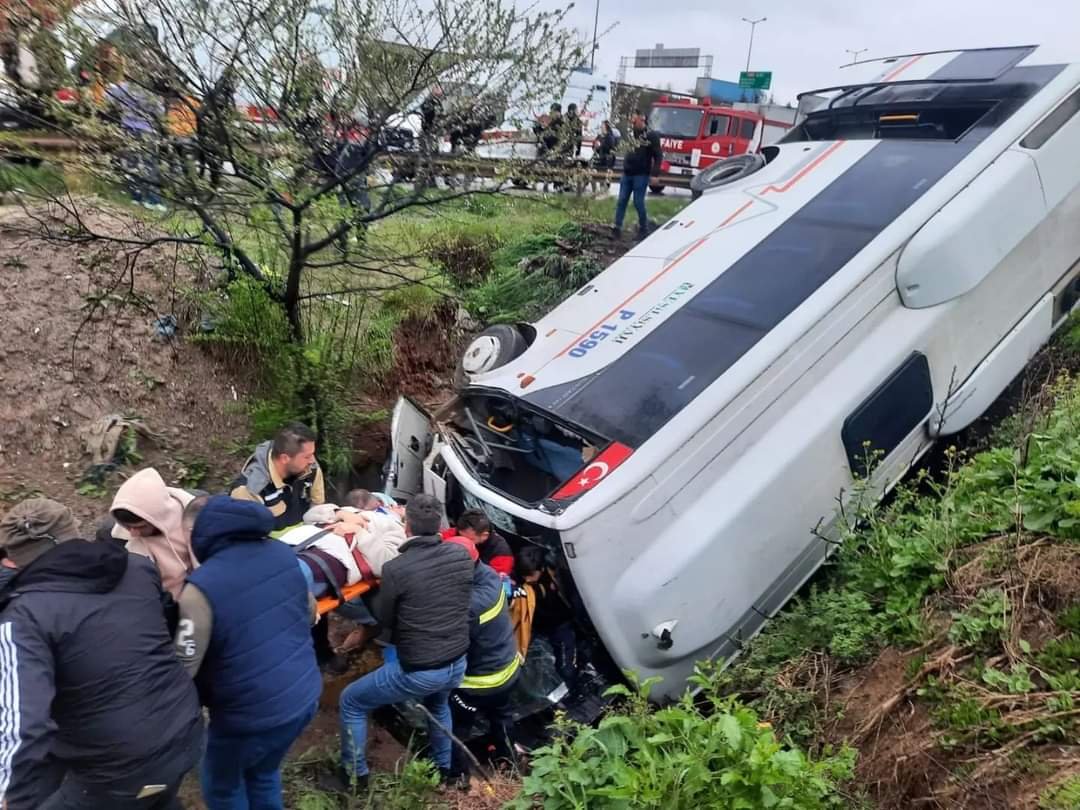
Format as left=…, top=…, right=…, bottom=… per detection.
left=948, top=588, right=1010, bottom=649
left=1040, top=776, right=1080, bottom=810
left=508, top=669, right=854, bottom=810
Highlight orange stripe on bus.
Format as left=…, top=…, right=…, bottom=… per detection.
left=761, top=141, right=845, bottom=195
left=520, top=138, right=845, bottom=385
left=882, top=53, right=924, bottom=82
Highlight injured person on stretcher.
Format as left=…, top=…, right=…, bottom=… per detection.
left=278, top=503, right=408, bottom=616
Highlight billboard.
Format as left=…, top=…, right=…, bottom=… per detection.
left=634, top=44, right=702, bottom=70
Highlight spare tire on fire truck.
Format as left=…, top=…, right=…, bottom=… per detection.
left=690, top=153, right=765, bottom=199
left=453, top=323, right=531, bottom=390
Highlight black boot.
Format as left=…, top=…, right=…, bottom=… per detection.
left=319, top=765, right=369, bottom=794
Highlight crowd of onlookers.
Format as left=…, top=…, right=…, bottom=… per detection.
left=0, top=421, right=580, bottom=809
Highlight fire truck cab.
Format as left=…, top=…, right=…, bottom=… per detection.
left=648, top=96, right=764, bottom=193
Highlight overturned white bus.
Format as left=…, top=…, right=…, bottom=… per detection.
left=387, top=46, right=1080, bottom=700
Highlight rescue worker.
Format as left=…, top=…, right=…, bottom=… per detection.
left=164, top=92, right=199, bottom=181
left=450, top=509, right=514, bottom=579
left=195, top=68, right=235, bottom=189
left=512, top=546, right=578, bottom=688
left=561, top=102, right=583, bottom=159
left=613, top=111, right=662, bottom=240
left=332, top=494, right=474, bottom=791
left=109, top=467, right=197, bottom=599
left=443, top=536, right=522, bottom=790
left=230, top=422, right=339, bottom=671
left=231, top=422, right=325, bottom=534
left=177, top=495, right=321, bottom=810
left=0, top=498, right=202, bottom=810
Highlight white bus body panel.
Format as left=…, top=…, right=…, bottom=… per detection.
left=410, top=53, right=1080, bottom=697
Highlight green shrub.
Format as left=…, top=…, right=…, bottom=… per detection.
left=948, top=589, right=1010, bottom=649
left=423, top=226, right=500, bottom=288
left=1040, top=775, right=1080, bottom=810
left=508, top=669, right=854, bottom=810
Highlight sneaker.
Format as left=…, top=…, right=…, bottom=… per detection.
left=610, top=227, right=622, bottom=239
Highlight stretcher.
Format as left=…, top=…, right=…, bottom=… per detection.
left=316, top=580, right=374, bottom=616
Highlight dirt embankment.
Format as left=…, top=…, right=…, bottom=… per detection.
left=0, top=208, right=254, bottom=522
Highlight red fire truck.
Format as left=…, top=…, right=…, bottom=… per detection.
left=647, top=95, right=792, bottom=193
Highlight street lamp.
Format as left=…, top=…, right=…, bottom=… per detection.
left=845, top=48, right=868, bottom=66
left=590, top=0, right=601, bottom=72
left=741, top=16, right=766, bottom=74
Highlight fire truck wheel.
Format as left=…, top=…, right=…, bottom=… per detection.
left=690, top=153, right=766, bottom=197
left=649, top=184, right=665, bottom=194
left=454, top=324, right=530, bottom=390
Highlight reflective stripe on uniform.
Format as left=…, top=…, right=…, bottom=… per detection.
left=460, top=653, right=521, bottom=691
left=478, top=588, right=505, bottom=625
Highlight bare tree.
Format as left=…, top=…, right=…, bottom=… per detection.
left=8, top=0, right=583, bottom=342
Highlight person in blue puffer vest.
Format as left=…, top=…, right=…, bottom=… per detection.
left=175, top=495, right=322, bottom=810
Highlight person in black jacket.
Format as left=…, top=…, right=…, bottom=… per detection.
left=0, top=498, right=202, bottom=810
left=590, top=120, right=617, bottom=194
left=560, top=103, right=583, bottom=159
left=334, top=494, right=474, bottom=790
left=443, top=537, right=521, bottom=790
left=613, top=112, right=662, bottom=240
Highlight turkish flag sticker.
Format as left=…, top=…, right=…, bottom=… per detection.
left=551, top=442, right=634, bottom=501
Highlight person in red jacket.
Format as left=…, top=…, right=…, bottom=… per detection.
left=442, top=510, right=514, bottom=579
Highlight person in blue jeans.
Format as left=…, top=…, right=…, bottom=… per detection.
left=330, top=494, right=475, bottom=792
left=175, top=495, right=322, bottom=810
left=613, top=112, right=663, bottom=240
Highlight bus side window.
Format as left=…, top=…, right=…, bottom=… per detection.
left=841, top=353, right=933, bottom=477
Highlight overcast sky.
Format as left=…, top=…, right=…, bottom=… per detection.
left=547, top=0, right=1080, bottom=104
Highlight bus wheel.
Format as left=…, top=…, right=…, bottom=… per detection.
left=454, top=324, right=530, bottom=390
left=649, top=184, right=665, bottom=194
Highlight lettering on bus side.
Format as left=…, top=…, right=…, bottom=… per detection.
left=568, top=310, right=636, bottom=358
left=612, top=282, right=695, bottom=346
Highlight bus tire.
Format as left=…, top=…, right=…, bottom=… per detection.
left=690, top=153, right=765, bottom=196
left=454, top=324, right=529, bottom=390
left=649, top=184, right=665, bottom=194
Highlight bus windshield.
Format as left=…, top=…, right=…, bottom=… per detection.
left=649, top=106, right=703, bottom=138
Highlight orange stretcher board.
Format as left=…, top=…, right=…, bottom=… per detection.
left=316, top=581, right=374, bottom=616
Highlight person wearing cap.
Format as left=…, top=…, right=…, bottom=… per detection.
left=0, top=498, right=202, bottom=810
left=442, top=536, right=522, bottom=791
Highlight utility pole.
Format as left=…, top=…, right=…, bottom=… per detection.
left=741, top=16, right=766, bottom=74
left=845, top=47, right=868, bottom=65
left=590, top=0, right=600, bottom=72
